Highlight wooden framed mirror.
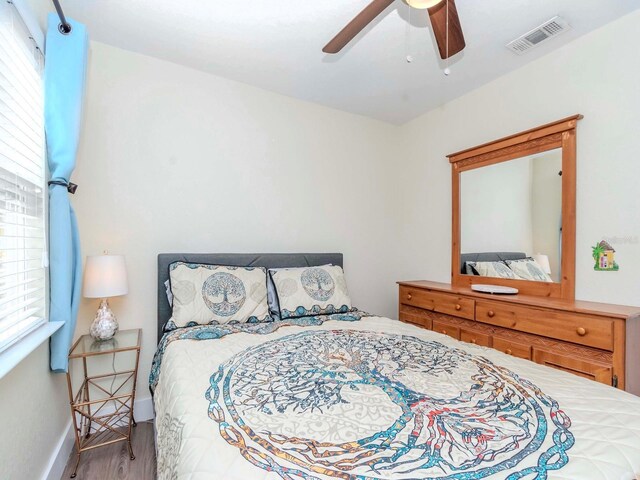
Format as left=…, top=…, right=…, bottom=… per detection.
left=449, top=115, right=582, bottom=300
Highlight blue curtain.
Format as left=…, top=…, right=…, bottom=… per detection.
left=45, top=14, right=88, bottom=372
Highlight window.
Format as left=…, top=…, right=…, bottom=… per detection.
left=0, top=3, right=46, bottom=352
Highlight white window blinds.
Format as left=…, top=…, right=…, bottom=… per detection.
left=0, top=2, right=46, bottom=352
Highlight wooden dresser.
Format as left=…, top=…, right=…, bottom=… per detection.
left=398, top=280, right=640, bottom=395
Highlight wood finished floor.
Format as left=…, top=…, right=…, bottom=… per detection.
left=61, top=422, right=156, bottom=480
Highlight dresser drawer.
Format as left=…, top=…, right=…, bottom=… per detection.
left=532, top=348, right=613, bottom=386
left=432, top=320, right=460, bottom=340
left=460, top=328, right=491, bottom=347
left=476, top=300, right=614, bottom=351
left=398, top=305, right=433, bottom=329
left=493, top=337, right=531, bottom=360
left=400, top=287, right=475, bottom=320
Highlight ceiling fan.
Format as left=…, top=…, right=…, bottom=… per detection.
left=323, top=0, right=465, bottom=59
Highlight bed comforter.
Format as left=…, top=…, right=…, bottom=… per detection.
left=150, top=314, right=640, bottom=480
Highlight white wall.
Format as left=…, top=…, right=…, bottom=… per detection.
left=461, top=157, right=534, bottom=254
left=397, top=9, right=640, bottom=307
left=71, top=41, right=402, bottom=405
left=0, top=344, right=70, bottom=480
left=531, top=151, right=563, bottom=281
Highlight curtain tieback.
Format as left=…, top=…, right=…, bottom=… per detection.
left=48, top=180, right=78, bottom=194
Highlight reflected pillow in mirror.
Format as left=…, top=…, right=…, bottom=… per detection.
left=506, top=258, right=553, bottom=282
left=465, top=262, right=479, bottom=275
left=467, top=261, right=517, bottom=279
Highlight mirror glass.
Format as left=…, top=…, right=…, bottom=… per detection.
left=460, top=148, right=562, bottom=283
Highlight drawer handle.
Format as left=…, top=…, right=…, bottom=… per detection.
left=455, top=304, right=462, bottom=311
left=470, top=339, right=477, bottom=344
left=505, top=348, right=513, bottom=355
left=487, top=310, right=495, bottom=318
left=441, top=330, right=447, bottom=335
left=407, top=293, right=412, bottom=300
left=576, top=327, right=587, bottom=336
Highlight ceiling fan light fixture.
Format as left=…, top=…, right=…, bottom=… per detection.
left=405, top=0, right=444, bottom=10
left=322, top=0, right=464, bottom=58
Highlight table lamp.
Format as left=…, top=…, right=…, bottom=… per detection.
left=532, top=254, right=552, bottom=275
left=83, top=254, right=128, bottom=341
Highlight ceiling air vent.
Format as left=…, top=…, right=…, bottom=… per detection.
left=506, top=16, right=572, bottom=55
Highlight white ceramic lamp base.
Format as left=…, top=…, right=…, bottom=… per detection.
left=90, top=298, right=119, bottom=341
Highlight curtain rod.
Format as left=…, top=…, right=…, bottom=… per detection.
left=51, top=0, right=71, bottom=34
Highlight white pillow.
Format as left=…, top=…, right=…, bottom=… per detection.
left=169, top=263, right=270, bottom=327
left=270, top=265, right=353, bottom=319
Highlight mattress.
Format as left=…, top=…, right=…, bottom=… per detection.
left=151, top=314, right=640, bottom=480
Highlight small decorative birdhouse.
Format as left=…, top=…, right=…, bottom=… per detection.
left=592, top=240, right=619, bottom=271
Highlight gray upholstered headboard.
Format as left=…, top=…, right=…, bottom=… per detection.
left=460, top=252, right=527, bottom=274
left=157, top=253, right=343, bottom=343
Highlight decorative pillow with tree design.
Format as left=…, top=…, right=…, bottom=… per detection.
left=168, top=262, right=270, bottom=329
left=270, top=265, right=353, bottom=319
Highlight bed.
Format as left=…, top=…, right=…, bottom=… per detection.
left=152, top=253, right=640, bottom=480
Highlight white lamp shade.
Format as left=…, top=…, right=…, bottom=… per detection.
left=405, top=0, right=443, bottom=9
left=83, top=255, right=129, bottom=298
left=532, top=254, right=552, bottom=275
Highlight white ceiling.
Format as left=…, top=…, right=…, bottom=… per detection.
left=26, top=0, right=640, bottom=124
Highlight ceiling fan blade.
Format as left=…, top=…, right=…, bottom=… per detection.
left=428, top=0, right=466, bottom=59
left=323, top=0, right=395, bottom=54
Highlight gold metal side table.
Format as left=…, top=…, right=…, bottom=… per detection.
left=66, top=328, right=141, bottom=478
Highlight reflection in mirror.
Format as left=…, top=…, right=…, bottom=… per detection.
left=460, top=148, right=562, bottom=283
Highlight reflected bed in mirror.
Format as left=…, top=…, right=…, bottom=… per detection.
left=449, top=115, right=582, bottom=300
left=460, top=148, right=562, bottom=283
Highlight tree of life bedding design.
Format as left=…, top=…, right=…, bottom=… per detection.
left=271, top=265, right=353, bottom=319
left=168, top=263, right=271, bottom=328
left=206, top=330, right=574, bottom=479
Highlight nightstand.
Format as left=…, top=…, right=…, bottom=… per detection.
left=66, top=328, right=141, bottom=478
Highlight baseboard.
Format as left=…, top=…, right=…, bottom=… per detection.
left=43, top=419, right=74, bottom=480
left=133, top=396, right=155, bottom=423
left=42, top=396, right=154, bottom=480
